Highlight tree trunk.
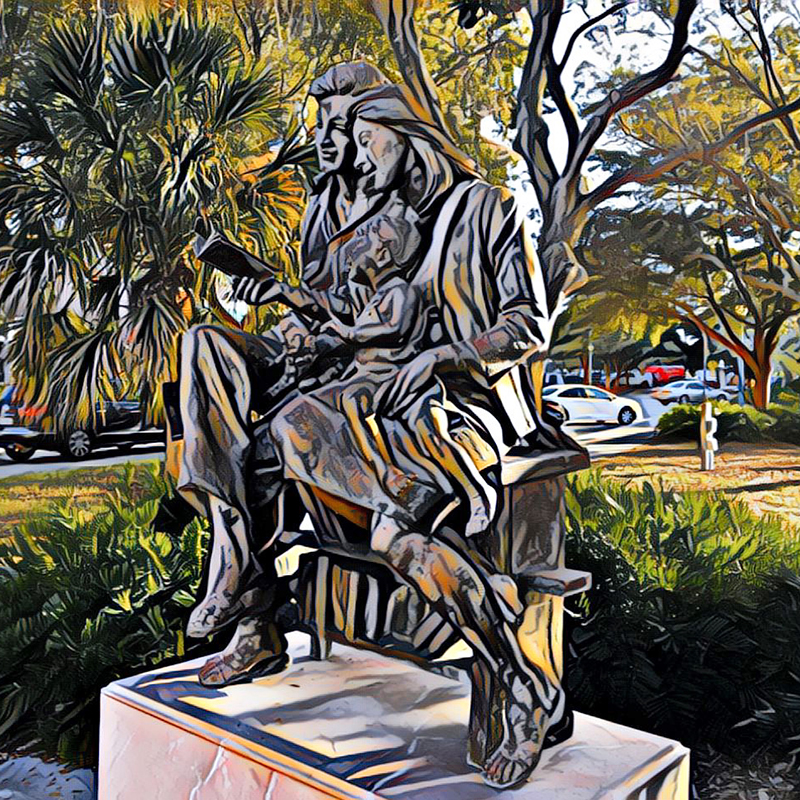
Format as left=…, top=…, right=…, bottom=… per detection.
left=751, top=332, right=776, bottom=409
left=751, top=359, right=772, bottom=409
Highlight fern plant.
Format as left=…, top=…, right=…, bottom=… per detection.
left=565, top=469, right=800, bottom=762
left=0, top=463, right=207, bottom=766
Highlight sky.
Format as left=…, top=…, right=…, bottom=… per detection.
left=481, top=0, right=745, bottom=221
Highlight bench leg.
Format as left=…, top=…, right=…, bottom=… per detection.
left=310, top=555, right=332, bottom=660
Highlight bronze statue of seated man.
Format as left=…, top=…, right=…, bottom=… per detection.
left=174, top=73, right=588, bottom=791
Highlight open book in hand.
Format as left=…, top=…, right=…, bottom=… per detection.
left=193, top=220, right=277, bottom=281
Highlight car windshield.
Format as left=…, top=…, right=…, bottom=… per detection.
left=542, top=387, right=558, bottom=395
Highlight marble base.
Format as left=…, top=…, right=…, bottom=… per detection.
left=98, top=633, right=689, bottom=800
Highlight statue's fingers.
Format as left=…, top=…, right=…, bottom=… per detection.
left=233, top=277, right=253, bottom=299
left=383, top=377, right=412, bottom=415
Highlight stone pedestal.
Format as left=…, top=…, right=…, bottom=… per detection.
left=99, top=633, right=689, bottom=800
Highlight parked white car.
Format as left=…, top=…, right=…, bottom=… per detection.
left=650, top=379, right=735, bottom=405
left=542, top=384, right=643, bottom=425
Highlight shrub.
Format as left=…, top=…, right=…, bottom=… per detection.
left=658, top=400, right=794, bottom=442
left=769, top=407, right=800, bottom=443
left=657, top=400, right=793, bottom=443
left=564, top=469, right=800, bottom=760
left=0, top=464, right=207, bottom=767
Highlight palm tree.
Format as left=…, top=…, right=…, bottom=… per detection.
left=0, top=6, right=311, bottom=431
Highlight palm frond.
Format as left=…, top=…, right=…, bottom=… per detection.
left=154, top=131, right=220, bottom=215
left=205, top=64, right=282, bottom=134
left=0, top=162, right=77, bottom=239
left=39, top=20, right=105, bottom=107
left=47, top=323, right=123, bottom=432
left=108, top=13, right=235, bottom=109
left=117, top=293, right=187, bottom=421
left=0, top=99, right=59, bottom=159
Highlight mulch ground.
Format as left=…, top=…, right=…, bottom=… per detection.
left=597, top=441, right=800, bottom=531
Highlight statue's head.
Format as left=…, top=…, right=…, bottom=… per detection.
left=309, top=62, right=390, bottom=174
left=348, top=86, right=479, bottom=211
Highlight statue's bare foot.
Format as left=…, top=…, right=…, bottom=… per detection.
left=481, top=672, right=549, bottom=789
left=187, top=588, right=245, bottom=638
left=469, top=681, right=571, bottom=772
left=199, top=618, right=289, bottom=687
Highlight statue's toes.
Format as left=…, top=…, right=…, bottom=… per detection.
left=482, top=747, right=539, bottom=790
left=198, top=656, right=228, bottom=686
left=186, top=603, right=219, bottom=638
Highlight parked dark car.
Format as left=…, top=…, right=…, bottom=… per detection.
left=0, top=388, right=164, bottom=461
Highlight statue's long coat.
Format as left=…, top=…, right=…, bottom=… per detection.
left=270, top=177, right=578, bottom=528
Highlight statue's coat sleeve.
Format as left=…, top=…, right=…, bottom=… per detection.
left=436, top=182, right=552, bottom=386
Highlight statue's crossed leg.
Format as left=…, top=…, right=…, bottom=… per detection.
left=369, top=512, right=562, bottom=789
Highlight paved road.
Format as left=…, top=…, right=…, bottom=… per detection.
left=0, top=444, right=164, bottom=479
left=566, top=390, right=669, bottom=457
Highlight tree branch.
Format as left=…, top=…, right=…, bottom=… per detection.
left=368, top=0, right=450, bottom=134
left=717, top=163, right=800, bottom=286
left=563, top=0, right=697, bottom=199
left=578, top=94, right=800, bottom=218
left=672, top=300, right=755, bottom=370
left=698, top=262, right=744, bottom=346
left=512, top=0, right=561, bottom=217
left=741, top=275, right=800, bottom=306
left=558, top=1, right=629, bottom=73
left=432, top=33, right=519, bottom=85
left=545, top=1, right=581, bottom=166
left=717, top=225, right=762, bottom=322
left=689, top=42, right=800, bottom=151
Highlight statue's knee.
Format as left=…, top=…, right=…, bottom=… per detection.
left=371, top=516, right=423, bottom=565
left=182, top=324, right=219, bottom=363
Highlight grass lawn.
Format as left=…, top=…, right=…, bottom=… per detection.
left=0, top=461, right=163, bottom=533
left=597, top=441, right=800, bottom=530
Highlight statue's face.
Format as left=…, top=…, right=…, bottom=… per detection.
left=316, top=94, right=352, bottom=173
left=353, top=118, right=407, bottom=194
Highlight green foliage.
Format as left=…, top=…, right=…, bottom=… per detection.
left=565, top=469, right=800, bottom=758
left=0, top=463, right=207, bottom=767
left=0, top=8, right=308, bottom=430
left=657, top=400, right=800, bottom=444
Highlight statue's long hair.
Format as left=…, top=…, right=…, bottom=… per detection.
left=347, top=86, right=481, bottom=215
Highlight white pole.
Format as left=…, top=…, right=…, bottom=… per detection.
left=737, top=356, right=746, bottom=405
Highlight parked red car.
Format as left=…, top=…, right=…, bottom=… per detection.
left=644, top=365, right=685, bottom=385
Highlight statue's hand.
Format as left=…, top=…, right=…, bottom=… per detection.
left=285, top=331, right=318, bottom=376
left=314, top=333, right=345, bottom=357
left=233, top=276, right=279, bottom=305
left=376, top=351, right=439, bottom=418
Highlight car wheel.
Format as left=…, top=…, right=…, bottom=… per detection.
left=64, top=429, right=93, bottom=459
left=4, top=443, right=35, bottom=462
left=617, top=407, right=636, bottom=425
left=680, top=394, right=690, bottom=404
